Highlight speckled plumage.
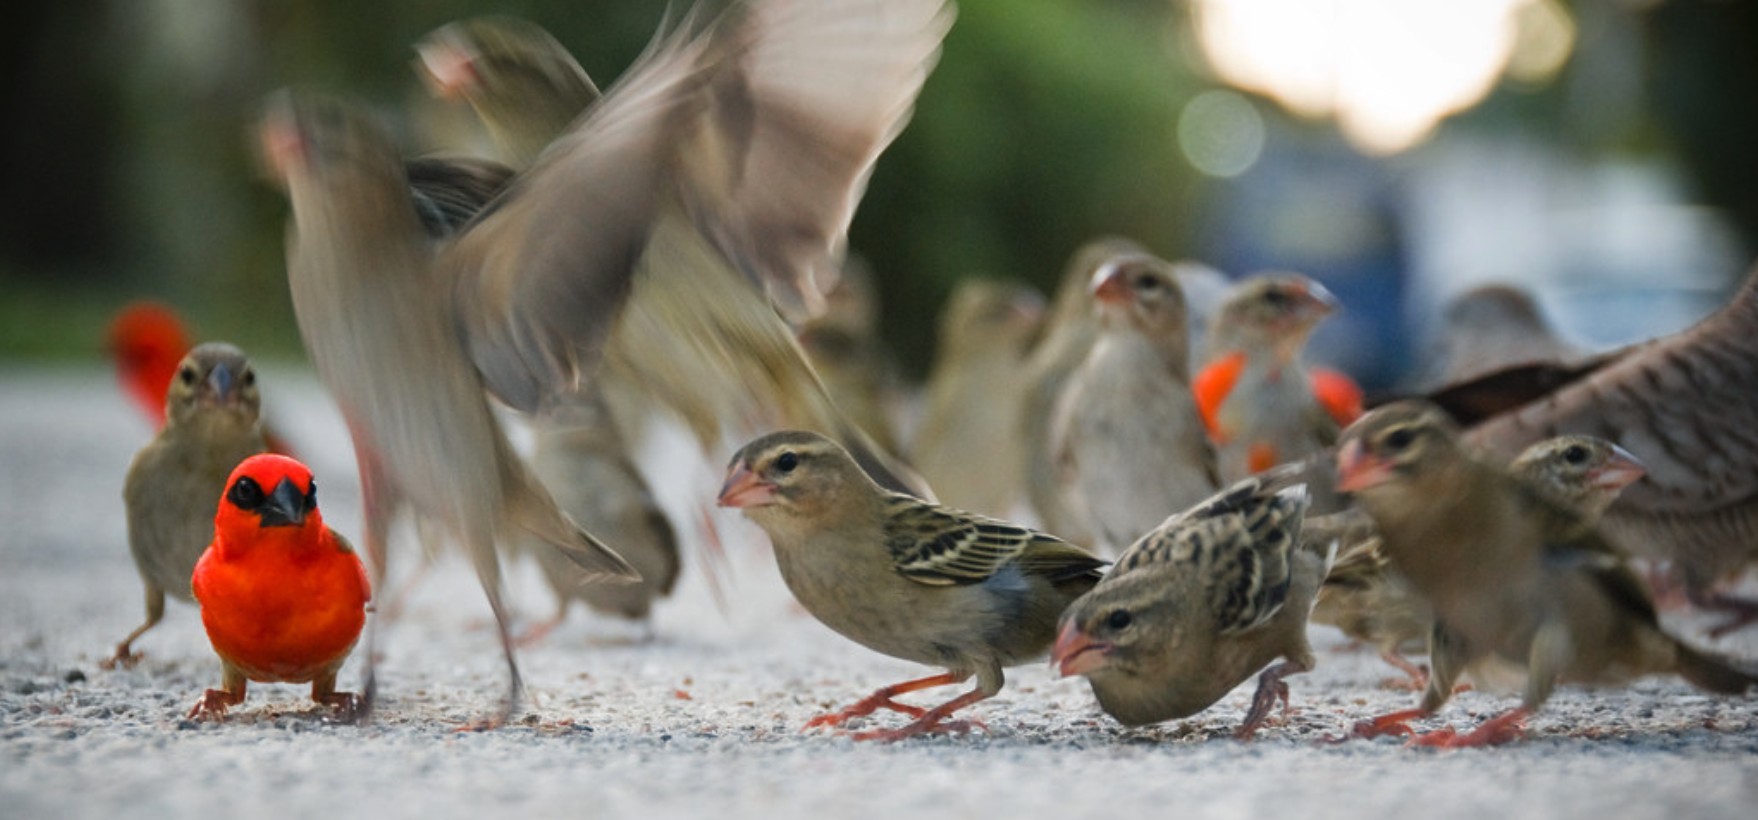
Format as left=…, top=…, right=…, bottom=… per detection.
left=1053, top=472, right=1330, bottom=737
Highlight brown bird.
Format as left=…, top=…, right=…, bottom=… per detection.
left=1021, top=236, right=1150, bottom=540
left=106, top=344, right=268, bottom=669
left=263, top=0, right=952, bottom=721
left=1422, top=283, right=1581, bottom=388
left=1310, top=434, right=1649, bottom=689
left=1050, top=252, right=1218, bottom=552
left=1460, top=265, right=1758, bottom=635
left=1051, top=471, right=1329, bottom=739
left=910, top=278, right=1045, bottom=518
left=515, top=391, right=681, bottom=643
left=1335, top=401, right=1757, bottom=746
left=718, top=430, right=1106, bottom=741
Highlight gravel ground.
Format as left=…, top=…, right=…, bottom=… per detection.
left=3, top=365, right=1756, bottom=820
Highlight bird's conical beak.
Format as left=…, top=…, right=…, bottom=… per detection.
left=1334, top=439, right=1392, bottom=493
left=1299, top=279, right=1341, bottom=319
left=258, top=477, right=307, bottom=528
left=717, top=462, right=776, bottom=509
left=1049, top=621, right=1111, bottom=678
left=1590, top=444, right=1647, bottom=492
left=1089, top=262, right=1130, bottom=305
left=205, top=363, right=236, bottom=405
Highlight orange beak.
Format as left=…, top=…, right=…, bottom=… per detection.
left=716, top=462, right=777, bottom=508
left=1049, top=621, right=1112, bottom=678
left=1589, top=444, right=1647, bottom=492
left=1334, top=438, right=1394, bottom=493
left=1089, top=262, right=1130, bottom=305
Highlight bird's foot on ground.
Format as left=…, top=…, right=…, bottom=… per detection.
left=1406, top=708, right=1528, bottom=749
left=186, top=688, right=243, bottom=722
left=1323, top=708, right=1429, bottom=743
left=99, top=647, right=142, bottom=671
left=804, top=696, right=928, bottom=731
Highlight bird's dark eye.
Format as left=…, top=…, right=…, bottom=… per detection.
left=775, top=451, right=799, bottom=473
left=1133, top=273, right=1159, bottom=292
left=1262, top=288, right=1292, bottom=308
left=227, top=476, right=265, bottom=511
left=1106, top=609, right=1133, bottom=631
left=241, top=369, right=256, bottom=387
left=1562, top=445, right=1589, bottom=464
left=178, top=366, right=198, bottom=386
left=1384, top=427, right=1415, bottom=451
left=305, top=480, right=318, bottom=511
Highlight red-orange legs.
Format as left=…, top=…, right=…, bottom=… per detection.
left=1235, top=660, right=1306, bottom=740
left=1323, top=707, right=1430, bottom=743
left=804, top=673, right=964, bottom=730
left=1406, top=707, right=1530, bottom=748
left=187, top=684, right=246, bottom=721
left=846, top=687, right=990, bottom=742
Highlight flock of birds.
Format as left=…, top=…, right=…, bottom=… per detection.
left=96, top=0, right=1758, bottom=746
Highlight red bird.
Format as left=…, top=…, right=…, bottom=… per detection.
left=188, top=454, right=371, bottom=721
left=108, top=302, right=192, bottom=428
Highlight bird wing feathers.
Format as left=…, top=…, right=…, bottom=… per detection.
left=880, top=494, right=1101, bottom=587
left=1113, top=477, right=1311, bottom=635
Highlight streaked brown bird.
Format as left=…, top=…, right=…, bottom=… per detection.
left=718, top=430, right=1106, bottom=741
left=1052, top=472, right=1330, bottom=739
left=1335, top=402, right=1756, bottom=747
left=107, top=343, right=268, bottom=669
left=263, top=0, right=952, bottom=722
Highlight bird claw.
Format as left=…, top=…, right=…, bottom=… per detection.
left=186, top=688, right=243, bottom=722
left=1405, top=710, right=1528, bottom=748
left=1321, top=708, right=1427, bottom=743
left=99, top=649, right=142, bottom=671
left=804, top=697, right=929, bottom=732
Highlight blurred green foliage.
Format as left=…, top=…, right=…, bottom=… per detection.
left=0, top=0, right=1199, bottom=375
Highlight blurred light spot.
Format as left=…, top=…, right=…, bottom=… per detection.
left=1506, top=0, right=1575, bottom=86
left=1178, top=90, right=1266, bottom=178
left=1189, top=0, right=1574, bottom=155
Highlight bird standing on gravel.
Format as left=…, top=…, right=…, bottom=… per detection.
left=188, top=454, right=370, bottom=721
left=263, top=0, right=952, bottom=723
left=107, top=343, right=267, bottom=669
left=1051, top=472, right=1329, bottom=739
left=1310, top=434, right=1649, bottom=688
left=1050, top=252, right=1218, bottom=553
left=1196, top=273, right=1361, bottom=481
left=718, top=430, right=1106, bottom=741
left=1335, top=402, right=1757, bottom=747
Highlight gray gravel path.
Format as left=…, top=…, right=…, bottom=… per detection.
left=3, top=365, right=1756, bottom=820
